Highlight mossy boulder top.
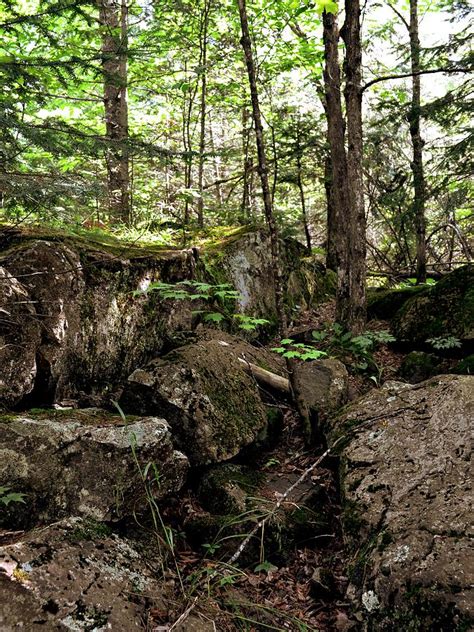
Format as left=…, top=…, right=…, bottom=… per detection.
left=392, top=265, right=474, bottom=343
left=0, top=409, right=188, bottom=529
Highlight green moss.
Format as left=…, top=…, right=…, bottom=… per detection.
left=399, top=351, right=442, bottom=383
left=68, top=519, right=112, bottom=543
left=393, top=265, right=474, bottom=343
left=367, top=285, right=428, bottom=320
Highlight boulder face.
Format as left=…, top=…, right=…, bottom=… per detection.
left=0, top=518, right=165, bottom=631
left=0, top=409, right=188, bottom=528
left=0, top=231, right=197, bottom=408
left=392, top=265, right=474, bottom=343
left=296, top=358, right=349, bottom=416
left=331, top=375, right=474, bottom=629
left=119, top=338, right=268, bottom=465
left=201, top=229, right=335, bottom=318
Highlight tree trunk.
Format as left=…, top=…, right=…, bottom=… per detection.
left=295, top=123, right=311, bottom=251
left=209, top=114, right=223, bottom=207
left=241, top=102, right=252, bottom=219
left=98, top=0, right=130, bottom=225
left=409, top=0, right=427, bottom=283
left=340, top=0, right=367, bottom=333
left=322, top=9, right=348, bottom=274
left=197, top=0, right=210, bottom=228
left=237, top=0, right=312, bottom=442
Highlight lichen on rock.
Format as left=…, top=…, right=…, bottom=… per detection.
left=329, top=374, right=474, bottom=628
left=120, top=338, right=268, bottom=465
left=0, top=409, right=188, bottom=528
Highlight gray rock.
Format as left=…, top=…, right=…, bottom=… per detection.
left=202, top=228, right=335, bottom=318
left=332, top=375, right=474, bottom=628
left=0, top=409, right=188, bottom=527
left=297, top=358, right=349, bottom=415
left=120, top=338, right=268, bottom=465
left=0, top=517, right=166, bottom=631
left=0, top=267, right=41, bottom=407
left=398, top=350, right=442, bottom=383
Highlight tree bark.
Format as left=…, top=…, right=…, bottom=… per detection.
left=197, top=0, right=210, bottom=228
left=295, top=122, right=311, bottom=251
left=409, top=0, right=427, bottom=283
left=98, top=0, right=130, bottom=225
left=340, top=0, right=367, bottom=333
left=322, top=9, right=348, bottom=275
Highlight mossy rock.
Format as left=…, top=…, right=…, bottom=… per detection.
left=120, top=338, right=268, bottom=465
left=399, top=351, right=442, bottom=384
left=392, top=265, right=474, bottom=343
left=367, top=284, right=428, bottom=320
left=453, top=354, right=474, bottom=375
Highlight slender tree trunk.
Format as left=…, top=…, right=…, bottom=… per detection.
left=182, top=60, right=199, bottom=226
left=98, top=0, right=130, bottom=225
left=237, top=0, right=285, bottom=330
left=340, top=0, right=367, bottom=333
left=296, top=123, right=311, bottom=251
left=237, top=0, right=312, bottom=442
left=324, top=153, right=338, bottom=269
left=197, top=0, right=210, bottom=228
left=322, top=9, right=348, bottom=274
left=209, top=115, right=223, bottom=207
left=409, top=0, right=427, bottom=283
left=241, top=102, right=253, bottom=219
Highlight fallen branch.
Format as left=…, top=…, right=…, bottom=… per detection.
left=238, top=358, right=290, bottom=394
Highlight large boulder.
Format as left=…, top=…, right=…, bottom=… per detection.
left=330, top=375, right=474, bottom=629
left=119, top=338, right=268, bottom=465
left=392, top=265, right=474, bottom=343
left=0, top=226, right=334, bottom=409
left=201, top=228, right=335, bottom=318
left=0, top=518, right=166, bottom=631
left=0, top=267, right=41, bottom=405
left=0, top=409, right=188, bottom=528
left=0, top=231, right=198, bottom=408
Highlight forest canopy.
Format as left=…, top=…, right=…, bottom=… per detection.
left=0, top=0, right=472, bottom=306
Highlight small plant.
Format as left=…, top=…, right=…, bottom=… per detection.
left=285, top=324, right=396, bottom=377
left=426, top=335, right=462, bottom=350
left=0, top=486, right=26, bottom=507
left=135, top=280, right=270, bottom=332
left=272, top=338, right=327, bottom=361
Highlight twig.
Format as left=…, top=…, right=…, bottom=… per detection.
left=228, top=436, right=344, bottom=565
left=168, top=597, right=198, bottom=631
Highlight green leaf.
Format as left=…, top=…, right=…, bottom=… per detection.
left=315, top=0, right=338, bottom=15
left=254, top=561, right=278, bottom=573
left=282, top=350, right=300, bottom=358
left=280, top=338, right=294, bottom=345
left=203, top=312, right=226, bottom=323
